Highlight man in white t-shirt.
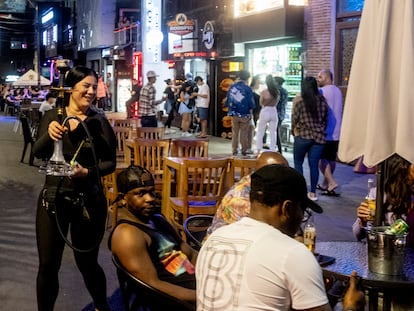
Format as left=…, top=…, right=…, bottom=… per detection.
left=196, top=164, right=364, bottom=311
left=317, top=69, right=343, bottom=196
left=38, top=92, right=56, bottom=116
left=192, top=76, right=210, bottom=138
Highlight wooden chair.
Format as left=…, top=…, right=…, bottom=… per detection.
left=229, top=157, right=257, bottom=186
left=133, top=138, right=171, bottom=191
left=224, top=157, right=257, bottom=193
left=168, top=158, right=229, bottom=235
left=113, top=126, right=133, bottom=162
left=102, top=172, right=118, bottom=229
left=170, top=138, right=209, bottom=158
left=135, top=127, right=165, bottom=140
left=114, top=119, right=138, bottom=128
left=102, top=163, right=128, bottom=229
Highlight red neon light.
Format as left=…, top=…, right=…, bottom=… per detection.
left=133, top=52, right=143, bottom=85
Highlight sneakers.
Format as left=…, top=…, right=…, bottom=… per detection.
left=181, top=132, right=193, bottom=137
left=307, top=192, right=318, bottom=201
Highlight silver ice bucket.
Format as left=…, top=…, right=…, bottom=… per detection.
left=367, top=226, right=407, bottom=275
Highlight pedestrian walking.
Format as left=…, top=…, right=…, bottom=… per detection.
left=225, top=70, right=256, bottom=156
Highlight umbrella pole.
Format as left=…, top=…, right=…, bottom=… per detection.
left=374, top=160, right=386, bottom=226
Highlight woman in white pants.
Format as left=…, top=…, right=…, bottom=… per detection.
left=255, top=74, right=279, bottom=152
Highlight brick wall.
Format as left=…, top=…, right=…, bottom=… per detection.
left=304, top=0, right=334, bottom=77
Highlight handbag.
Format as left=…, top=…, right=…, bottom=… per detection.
left=185, top=98, right=195, bottom=109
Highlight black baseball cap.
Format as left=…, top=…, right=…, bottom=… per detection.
left=116, top=165, right=155, bottom=195
left=251, top=164, right=323, bottom=213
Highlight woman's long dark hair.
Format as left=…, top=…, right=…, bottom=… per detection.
left=384, top=154, right=413, bottom=215
left=301, top=76, right=325, bottom=120
left=265, top=74, right=279, bottom=100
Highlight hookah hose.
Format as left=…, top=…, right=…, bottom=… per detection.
left=52, top=115, right=106, bottom=253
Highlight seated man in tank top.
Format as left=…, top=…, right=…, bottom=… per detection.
left=108, top=165, right=197, bottom=304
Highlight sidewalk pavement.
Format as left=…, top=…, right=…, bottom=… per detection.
left=0, top=114, right=374, bottom=310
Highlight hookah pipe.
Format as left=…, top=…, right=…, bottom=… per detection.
left=40, top=59, right=74, bottom=176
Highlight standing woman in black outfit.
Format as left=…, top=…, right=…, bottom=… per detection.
left=33, top=66, right=116, bottom=311
left=163, top=78, right=177, bottom=131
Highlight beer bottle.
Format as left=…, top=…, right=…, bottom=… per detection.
left=304, top=215, right=316, bottom=253
left=365, top=178, right=376, bottom=223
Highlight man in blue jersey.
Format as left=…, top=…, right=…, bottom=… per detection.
left=225, top=70, right=256, bottom=156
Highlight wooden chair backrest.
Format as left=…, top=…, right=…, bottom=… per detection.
left=102, top=172, right=118, bottom=208
left=133, top=138, right=170, bottom=186
left=170, top=138, right=209, bottom=158
left=180, top=158, right=229, bottom=220
left=229, top=157, right=257, bottom=186
left=114, top=119, right=137, bottom=128
left=113, top=126, right=132, bottom=160
left=136, top=127, right=165, bottom=140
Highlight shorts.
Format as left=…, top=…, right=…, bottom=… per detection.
left=321, top=140, right=339, bottom=161
left=197, top=107, right=208, bottom=121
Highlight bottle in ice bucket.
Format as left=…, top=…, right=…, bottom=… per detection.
left=385, top=219, right=409, bottom=235
left=304, top=216, right=316, bottom=253
left=365, top=178, right=376, bottom=222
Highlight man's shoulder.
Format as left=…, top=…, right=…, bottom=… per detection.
left=200, top=83, right=210, bottom=92
left=322, top=84, right=341, bottom=94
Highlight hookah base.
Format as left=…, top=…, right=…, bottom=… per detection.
left=39, top=160, right=74, bottom=176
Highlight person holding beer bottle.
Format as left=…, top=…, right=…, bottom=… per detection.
left=353, top=154, right=414, bottom=248
left=197, top=164, right=366, bottom=311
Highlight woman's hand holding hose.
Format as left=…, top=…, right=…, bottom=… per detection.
left=48, top=121, right=68, bottom=141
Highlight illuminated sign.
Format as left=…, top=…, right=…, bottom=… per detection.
left=168, top=14, right=195, bottom=36
left=143, top=0, right=163, bottom=63
left=203, top=21, right=214, bottom=50
left=167, top=13, right=197, bottom=54
left=173, top=52, right=207, bottom=58
left=101, top=48, right=111, bottom=58
left=234, top=0, right=284, bottom=17
left=41, top=10, right=54, bottom=24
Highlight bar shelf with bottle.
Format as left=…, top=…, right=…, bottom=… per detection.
left=285, top=45, right=302, bottom=99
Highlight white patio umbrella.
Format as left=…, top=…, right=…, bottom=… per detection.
left=338, top=0, right=414, bottom=225
left=13, top=69, right=51, bottom=87
left=338, top=0, right=414, bottom=168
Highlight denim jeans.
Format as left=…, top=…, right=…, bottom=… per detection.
left=141, top=115, right=157, bottom=127
left=293, top=136, right=325, bottom=193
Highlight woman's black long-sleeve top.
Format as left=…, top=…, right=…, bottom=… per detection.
left=33, top=108, right=116, bottom=193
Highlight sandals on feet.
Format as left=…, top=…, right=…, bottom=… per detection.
left=316, top=184, right=328, bottom=191
left=321, top=189, right=340, bottom=197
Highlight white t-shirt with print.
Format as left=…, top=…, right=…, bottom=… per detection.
left=196, top=217, right=328, bottom=311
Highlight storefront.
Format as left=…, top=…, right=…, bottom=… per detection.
left=232, top=1, right=305, bottom=145
left=246, top=42, right=302, bottom=99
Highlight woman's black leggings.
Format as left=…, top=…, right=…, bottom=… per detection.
left=35, top=192, right=110, bottom=311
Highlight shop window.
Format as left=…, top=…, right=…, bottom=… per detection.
left=335, top=25, right=358, bottom=86
left=334, top=0, right=364, bottom=87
